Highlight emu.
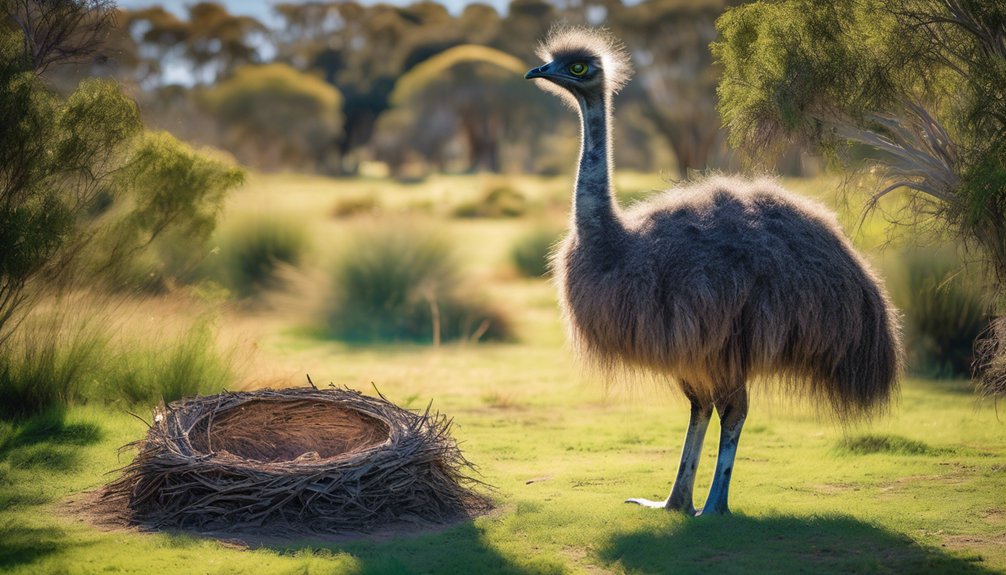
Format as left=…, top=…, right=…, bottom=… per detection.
left=525, top=26, right=901, bottom=515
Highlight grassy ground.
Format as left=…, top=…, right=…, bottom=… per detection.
left=2, top=173, right=1004, bottom=574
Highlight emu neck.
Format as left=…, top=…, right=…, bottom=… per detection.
left=574, top=92, right=623, bottom=243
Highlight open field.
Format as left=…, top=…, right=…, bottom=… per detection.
left=2, top=173, right=1005, bottom=574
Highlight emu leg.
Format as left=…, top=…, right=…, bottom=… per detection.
left=626, top=394, right=713, bottom=514
left=699, top=389, right=748, bottom=516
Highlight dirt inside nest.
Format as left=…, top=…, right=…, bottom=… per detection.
left=189, top=399, right=391, bottom=463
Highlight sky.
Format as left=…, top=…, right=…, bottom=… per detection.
left=117, top=0, right=510, bottom=22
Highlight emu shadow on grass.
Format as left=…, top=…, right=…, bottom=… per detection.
left=600, top=514, right=995, bottom=574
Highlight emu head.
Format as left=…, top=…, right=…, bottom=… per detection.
left=524, top=25, right=632, bottom=108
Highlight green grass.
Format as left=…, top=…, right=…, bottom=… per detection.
left=3, top=172, right=1004, bottom=574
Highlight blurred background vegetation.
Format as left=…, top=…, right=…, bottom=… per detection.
left=0, top=0, right=1001, bottom=422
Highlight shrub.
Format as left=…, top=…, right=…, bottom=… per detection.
left=92, top=132, right=245, bottom=292
left=896, top=247, right=990, bottom=378
left=0, top=318, right=107, bottom=421
left=105, top=320, right=234, bottom=406
left=453, top=185, right=527, bottom=218
left=510, top=227, right=562, bottom=278
left=332, top=195, right=381, bottom=218
left=216, top=216, right=308, bottom=298
left=325, top=226, right=512, bottom=344
left=0, top=311, right=235, bottom=421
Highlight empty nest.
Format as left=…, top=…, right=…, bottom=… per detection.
left=100, top=387, right=491, bottom=535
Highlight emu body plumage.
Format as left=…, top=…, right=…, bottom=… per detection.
left=527, top=26, right=902, bottom=515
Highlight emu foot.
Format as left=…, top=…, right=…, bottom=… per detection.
left=625, top=497, right=696, bottom=515
left=695, top=505, right=731, bottom=517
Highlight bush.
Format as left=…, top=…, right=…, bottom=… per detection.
left=332, top=195, right=381, bottom=218
left=896, top=247, right=991, bottom=378
left=92, top=132, right=245, bottom=292
left=0, top=318, right=107, bottom=421
left=510, top=227, right=562, bottom=278
left=216, top=216, right=308, bottom=298
left=0, top=312, right=234, bottom=421
left=104, top=320, right=233, bottom=406
left=453, top=185, right=527, bottom=218
left=325, top=226, right=512, bottom=344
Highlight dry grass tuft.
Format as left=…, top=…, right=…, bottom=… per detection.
left=99, top=387, right=490, bottom=535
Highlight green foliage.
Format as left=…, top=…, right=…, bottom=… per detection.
left=216, top=216, right=309, bottom=298
left=453, top=185, right=527, bottom=218
left=510, top=226, right=562, bottom=278
left=0, top=38, right=142, bottom=338
left=331, top=195, right=381, bottom=218
left=93, top=132, right=244, bottom=291
left=102, top=320, right=233, bottom=406
left=0, top=312, right=233, bottom=421
left=895, top=247, right=990, bottom=378
left=0, top=318, right=107, bottom=421
left=715, top=1, right=1006, bottom=392
left=325, top=225, right=511, bottom=343
left=380, top=44, right=558, bottom=173
left=203, top=63, right=344, bottom=171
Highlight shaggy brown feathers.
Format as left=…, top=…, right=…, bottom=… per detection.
left=553, top=177, right=903, bottom=419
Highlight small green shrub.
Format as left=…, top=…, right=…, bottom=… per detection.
left=896, top=247, right=990, bottom=378
left=104, top=321, right=233, bottom=405
left=325, top=225, right=512, bottom=344
left=453, top=185, right=527, bottom=218
left=511, top=227, right=562, bottom=278
left=0, top=312, right=234, bottom=421
left=216, top=216, right=308, bottom=298
left=332, top=195, right=381, bottom=218
left=0, top=319, right=107, bottom=421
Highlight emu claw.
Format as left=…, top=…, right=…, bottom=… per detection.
left=624, top=497, right=667, bottom=508
left=626, top=497, right=698, bottom=515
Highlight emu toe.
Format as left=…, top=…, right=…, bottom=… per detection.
left=625, top=497, right=696, bottom=515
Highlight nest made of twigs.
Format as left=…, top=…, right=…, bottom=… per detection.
left=100, top=387, right=491, bottom=535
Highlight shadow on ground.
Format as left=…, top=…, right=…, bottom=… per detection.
left=0, top=409, right=103, bottom=475
left=268, top=521, right=559, bottom=575
left=598, top=513, right=993, bottom=574
left=0, top=410, right=104, bottom=571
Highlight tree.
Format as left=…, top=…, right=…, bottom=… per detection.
left=714, top=0, right=1006, bottom=394
left=203, top=63, right=344, bottom=172
left=184, top=2, right=264, bottom=83
left=0, top=0, right=132, bottom=343
left=0, top=0, right=244, bottom=340
left=616, top=0, right=734, bottom=175
left=378, top=44, right=557, bottom=173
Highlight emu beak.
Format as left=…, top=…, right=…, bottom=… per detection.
left=525, top=63, right=551, bottom=80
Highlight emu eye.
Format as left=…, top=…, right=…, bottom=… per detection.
left=569, top=62, right=588, bottom=77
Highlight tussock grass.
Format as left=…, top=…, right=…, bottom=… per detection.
left=0, top=310, right=233, bottom=421
left=510, top=226, right=562, bottom=278
left=0, top=318, right=107, bottom=421
left=216, top=216, right=309, bottom=298
left=893, top=246, right=990, bottom=378
left=452, top=184, right=528, bottom=218
left=101, top=320, right=233, bottom=406
left=325, top=224, right=512, bottom=344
